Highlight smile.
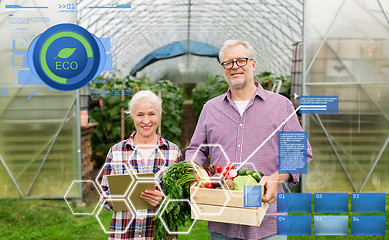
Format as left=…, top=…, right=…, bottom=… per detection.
left=231, top=73, right=243, bottom=76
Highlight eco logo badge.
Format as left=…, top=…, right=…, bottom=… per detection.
left=28, top=23, right=106, bottom=91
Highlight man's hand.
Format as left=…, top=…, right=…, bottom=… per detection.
left=259, top=171, right=291, bottom=204
left=140, top=189, right=164, bottom=207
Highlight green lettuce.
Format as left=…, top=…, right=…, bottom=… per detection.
left=233, top=175, right=258, bottom=191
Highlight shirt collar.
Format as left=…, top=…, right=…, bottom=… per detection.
left=223, top=82, right=267, bottom=102
left=125, top=132, right=169, bottom=149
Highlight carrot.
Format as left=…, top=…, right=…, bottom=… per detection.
left=195, top=173, right=200, bottom=185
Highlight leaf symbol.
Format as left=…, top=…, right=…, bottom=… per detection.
left=54, top=47, right=76, bottom=59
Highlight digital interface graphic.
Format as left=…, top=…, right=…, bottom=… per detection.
left=27, top=23, right=106, bottom=91
left=0, top=0, right=388, bottom=239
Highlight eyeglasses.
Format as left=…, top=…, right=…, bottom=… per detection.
left=221, top=58, right=254, bottom=70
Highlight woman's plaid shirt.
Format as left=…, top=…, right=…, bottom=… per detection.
left=99, top=132, right=182, bottom=240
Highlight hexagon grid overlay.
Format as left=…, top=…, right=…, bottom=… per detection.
left=95, top=199, right=135, bottom=234
left=64, top=180, right=100, bottom=215
left=95, top=162, right=135, bottom=198
left=159, top=199, right=198, bottom=235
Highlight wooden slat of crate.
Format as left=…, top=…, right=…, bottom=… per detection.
left=190, top=187, right=269, bottom=226
left=191, top=204, right=268, bottom=226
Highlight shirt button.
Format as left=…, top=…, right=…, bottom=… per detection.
left=239, top=123, right=243, bottom=127
left=237, top=144, right=241, bottom=148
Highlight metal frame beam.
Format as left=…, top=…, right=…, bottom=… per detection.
left=0, top=154, right=24, bottom=197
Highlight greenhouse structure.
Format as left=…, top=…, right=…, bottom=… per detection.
left=0, top=0, right=388, bottom=199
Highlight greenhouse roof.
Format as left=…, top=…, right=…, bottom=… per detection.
left=129, top=40, right=219, bottom=76
left=76, top=0, right=303, bottom=80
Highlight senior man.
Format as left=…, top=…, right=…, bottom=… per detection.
left=186, top=40, right=313, bottom=240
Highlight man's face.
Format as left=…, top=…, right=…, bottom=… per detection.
left=221, top=44, right=256, bottom=89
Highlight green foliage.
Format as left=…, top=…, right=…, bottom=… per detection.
left=154, top=161, right=197, bottom=240
left=255, top=71, right=291, bottom=99
left=145, top=80, right=186, bottom=146
left=89, top=74, right=185, bottom=167
left=192, top=75, right=228, bottom=119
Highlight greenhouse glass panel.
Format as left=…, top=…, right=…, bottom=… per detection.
left=0, top=88, right=80, bottom=198
left=0, top=0, right=81, bottom=198
left=304, top=0, right=389, bottom=192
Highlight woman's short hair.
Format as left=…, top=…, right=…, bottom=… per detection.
left=126, top=90, right=162, bottom=117
left=219, top=40, right=255, bottom=62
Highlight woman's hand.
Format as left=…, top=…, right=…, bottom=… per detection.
left=140, top=189, right=164, bottom=207
left=107, top=200, right=113, bottom=208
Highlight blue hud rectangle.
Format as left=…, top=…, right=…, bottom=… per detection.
left=314, top=193, right=348, bottom=213
left=351, top=216, right=385, bottom=235
left=243, top=185, right=261, bottom=207
left=277, top=215, right=311, bottom=235
left=277, top=193, right=311, bottom=213
left=278, top=131, right=307, bottom=174
left=314, top=216, right=348, bottom=235
left=351, top=193, right=385, bottom=213
left=299, top=96, right=338, bottom=114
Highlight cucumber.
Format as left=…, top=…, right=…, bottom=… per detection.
left=252, top=173, right=261, bottom=182
left=237, top=168, right=248, bottom=176
left=246, top=170, right=256, bottom=175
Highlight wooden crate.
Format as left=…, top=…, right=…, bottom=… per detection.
left=190, top=186, right=269, bottom=226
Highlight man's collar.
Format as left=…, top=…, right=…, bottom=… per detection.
left=223, top=82, right=267, bottom=102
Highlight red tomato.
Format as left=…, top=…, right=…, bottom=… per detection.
left=205, top=182, right=214, bottom=189
left=225, top=163, right=234, bottom=171
left=214, top=164, right=222, bottom=173
left=224, top=174, right=233, bottom=180
left=222, top=163, right=234, bottom=175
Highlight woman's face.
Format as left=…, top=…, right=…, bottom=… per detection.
left=132, top=100, right=160, bottom=139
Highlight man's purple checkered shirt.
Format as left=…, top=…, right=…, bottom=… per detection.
left=186, top=83, right=313, bottom=240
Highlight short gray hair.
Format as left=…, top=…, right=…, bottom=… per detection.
left=219, top=40, right=255, bottom=62
left=126, top=90, right=162, bottom=117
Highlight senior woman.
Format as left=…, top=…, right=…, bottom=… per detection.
left=99, top=90, right=182, bottom=240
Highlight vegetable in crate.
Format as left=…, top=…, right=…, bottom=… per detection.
left=233, top=175, right=258, bottom=191
left=153, top=161, right=197, bottom=240
left=214, top=164, right=222, bottom=173
left=237, top=168, right=248, bottom=176
left=198, top=168, right=210, bottom=181
left=244, top=169, right=264, bottom=183
left=251, top=172, right=262, bottom=182
left=228, top=169, right=238, bottom=178
left=203, top=164, right=217, bottom=176
left=222, top=163, right=234, bottom=176
left=223, top=179, right=235, bottom=190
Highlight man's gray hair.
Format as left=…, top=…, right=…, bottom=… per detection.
left=126, top=90, right=162, bottom=117
left=219, top=40, right=255, bottom=62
